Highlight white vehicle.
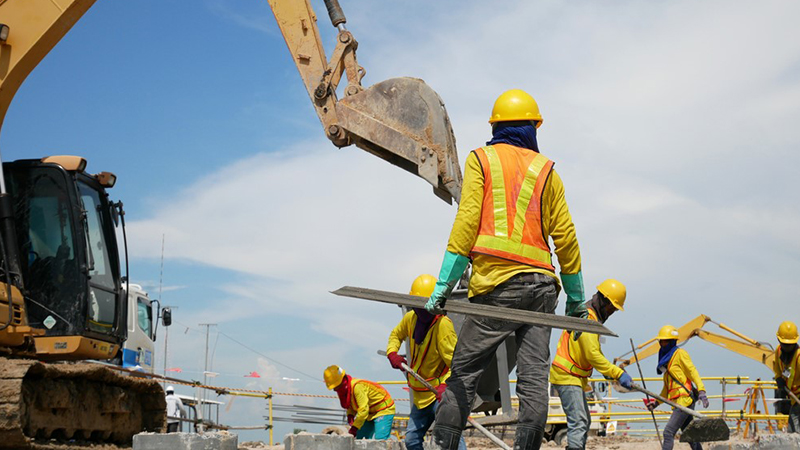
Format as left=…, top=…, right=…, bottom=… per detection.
left=120, top=283, right=159, bottom=372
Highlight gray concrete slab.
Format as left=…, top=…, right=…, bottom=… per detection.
left=284, top=433, right=402, bottom=450
left=709, top=434, right=800, bottom=450
left=133, top=431, right=239, bottom=450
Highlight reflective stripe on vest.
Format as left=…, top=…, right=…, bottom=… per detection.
left=666, top=351, right=693, bottom=400
left=407, top=316, right=448, bottom=391
left=778, top=348, right=800, bottom=396
left=470, top=145, right=555, bottom=270
left=350, top=379, right=395, bottom=414
left=551, top=309, right=597, bottom=378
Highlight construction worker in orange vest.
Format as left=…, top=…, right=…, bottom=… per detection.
left=646, top=325, right=709, bottom=450
left=772, top=321, right=800, bottom=432
left=549, top=279, right=632, bottom=450
left=323, top=365, right=396, bottom=439
left=386, top=274, right=466, bottom=450
left=425, top=89, right=587, bottom=450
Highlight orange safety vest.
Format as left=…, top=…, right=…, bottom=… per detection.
left=665, top=351, right=694, bottom=401
left=551, top=309, right=597, bottom=378
left=350, top=379, right=395, bottom=414
left=776, top=347, right=800, bottom=396
left=470, top=144, right=555, bottom=271
left=407, top=316, right=449, bottom=392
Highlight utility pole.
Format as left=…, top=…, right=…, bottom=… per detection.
left=199, top=323, right=217, bottom=426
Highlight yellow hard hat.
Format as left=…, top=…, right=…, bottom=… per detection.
left=657, top=325, right=679, bottom=341
left=323, top=365, right=346, bottom=390
left=777, top=321, right=799, bottom=344
left=410, top=274, right=437, bottom=297
left=597, top=279, right=626, bottom=311
left=489, top=89, right=543, bottom=128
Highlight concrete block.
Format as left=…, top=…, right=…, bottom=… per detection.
left=757, top=433, right=800, bottom=450
left=353, top=439, right=402, bottom=450
left=133, top=431, right=239, bottom=450
left=284, top=433, right=353, bottom=450
left=708, top=443, right=753, bottom=450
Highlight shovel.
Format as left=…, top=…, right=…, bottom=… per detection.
left=627, top=383, right=729, bottom=443
left=377, top=350, right=511, bottom=450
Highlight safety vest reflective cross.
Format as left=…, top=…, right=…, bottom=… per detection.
left=470, top=144, right=555, bottom=271
left=665, top=352, right=694, bottom=401
left=551, top=309, right=596, bottom=378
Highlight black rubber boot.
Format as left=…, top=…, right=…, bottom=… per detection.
left=431, top=424, right=463, bottom=450
left=513, top=424, right=544, bottom=450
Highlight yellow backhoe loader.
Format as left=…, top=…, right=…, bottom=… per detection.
left=0, top=0, right=462, bottom=446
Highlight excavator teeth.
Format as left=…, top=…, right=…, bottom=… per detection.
left=337, top=77, right=463, bottom=204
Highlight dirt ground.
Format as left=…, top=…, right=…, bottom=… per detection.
left=239, top=435, right=753, bottom=449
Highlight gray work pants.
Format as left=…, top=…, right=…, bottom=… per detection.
left=554, top=384, right=590, bottom=449
left=788, top=402, right=800, bottom=433
left=662, top=402, right=702, bottom=450
left=434, top=273, right=559, bottom=437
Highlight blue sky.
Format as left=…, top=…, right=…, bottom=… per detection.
left=2, top=0, right=800, bottom=443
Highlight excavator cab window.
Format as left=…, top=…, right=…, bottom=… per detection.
left=77, top=180, right=119, bottom=334
left=3, top=164, right=85, bottom=335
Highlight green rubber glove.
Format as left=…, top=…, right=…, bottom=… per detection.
left=561, top=271, right=587, bottom=340
left=425, top=251, right=470, bottom=313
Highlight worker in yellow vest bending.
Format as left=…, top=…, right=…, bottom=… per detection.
left=549, top=279, right=632, bottom=450
left=646, top=325, right=709, bottom=450
left=426, top=89, right=587, bottom=450
left=323, top=365, right=396, bottom=439
left=386, top=274, right=466, bottom=450
left=772, top=321, right=800, bottom=432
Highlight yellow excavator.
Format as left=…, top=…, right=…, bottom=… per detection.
left=0, top=0, right=462, bottom=446
left=613, top=314, right=775, bottom=370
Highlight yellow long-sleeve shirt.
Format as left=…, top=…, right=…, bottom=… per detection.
left=345, top=378, right=396, bottom=429
left=549, top=308, right=624, bottom=389
left=658, top=349, right=706, bottom=408
left=446, top=147, right=582, bottom=297
left=772, top=347, right=800, bottom=403
left=386, top=311, right=457, bottom=409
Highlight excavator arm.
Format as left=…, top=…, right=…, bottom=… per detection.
left=266, top=0, right=462, bottom=203
left=614, top=314, right=775, bottom=370
left=0, top=0, right=462, bottom=203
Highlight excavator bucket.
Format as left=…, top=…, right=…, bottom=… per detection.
left=336, top=77, right=463, bottom=203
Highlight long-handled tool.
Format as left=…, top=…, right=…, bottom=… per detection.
left=629, top=339, right=662, bottom=446
left=334, top=287, right=617, bottom=337
left=782, top=385, right=800, bottom=405
left=627, top=383, right=729, bottom=442
left=377, top=350, right=511, bottom=450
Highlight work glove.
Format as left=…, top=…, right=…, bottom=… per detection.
left=347, top=415, right=355, bottom=426
left=561, top=272, right=587, bottom=339
left=644, top=398, right=659, bottom=411
left=698, top=390, right=709, bottom=409
left=425, top=251, right=470, bottom=314
left=618, top=372, right=633, bottom=390
left=387, top=352, right=407, bottom=371
left=434, top=383, right=447, bottom=402
left=348, top=426, right=358, bottom=437
left=777, top=377, right=788, bottom=392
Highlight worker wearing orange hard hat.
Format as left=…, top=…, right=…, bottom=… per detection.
left=427, top=89, right=587, bottom=450
left=323, top=365, right=395, bottom=439
left=646, top=325, right=708, bottom=450
left=550, top=279, right=632, bottom=450
left=386, top=274, right=465, bottom=450
left=773, top=321, right=800, bottom=432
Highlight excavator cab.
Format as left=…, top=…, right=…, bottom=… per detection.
left=2, top=156, right=125, bottom=359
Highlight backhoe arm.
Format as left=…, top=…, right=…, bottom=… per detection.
left=0, top=0, right=97, bottom=134
left=266, top=0, right=462, bottom=203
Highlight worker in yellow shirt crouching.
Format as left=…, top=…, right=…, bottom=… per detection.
left=549, top=279, right=632, bottom=450
left=324, top=365, right=396, bottom=439
left=386, top=274, right=466, bottom=450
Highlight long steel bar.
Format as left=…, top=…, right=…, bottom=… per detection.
left=333, top=286, right=616, bottom=337
left=630, top=338, right=662, bottom=446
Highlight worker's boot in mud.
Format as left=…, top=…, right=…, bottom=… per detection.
left=513, top=424, right=544, bottom=450
left=432, top=424, right=463, bottom=450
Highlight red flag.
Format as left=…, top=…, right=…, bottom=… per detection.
left=167, top=367, right=182, bottom=373
left=244, top=371, right=261, bottom=378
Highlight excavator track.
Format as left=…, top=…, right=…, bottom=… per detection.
left=0, top=357, right=165, bottom=448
